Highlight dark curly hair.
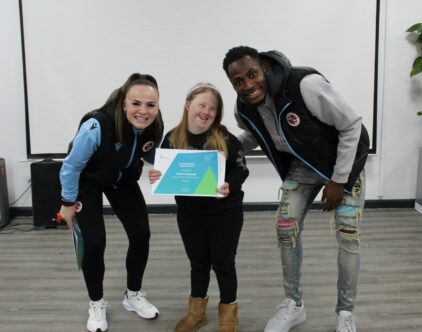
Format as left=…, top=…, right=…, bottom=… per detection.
left=222, top=46, right=261, bottom=75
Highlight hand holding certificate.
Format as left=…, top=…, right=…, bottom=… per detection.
left=151, top=148, right=226, bottom=197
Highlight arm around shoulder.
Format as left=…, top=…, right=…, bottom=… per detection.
left=224, top=134, right=249, bottom=194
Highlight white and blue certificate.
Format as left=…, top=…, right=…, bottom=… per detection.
left=151, top=148, right=226, bottom=197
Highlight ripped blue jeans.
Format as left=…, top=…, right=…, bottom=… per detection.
left=277, top=159, right=365, bottom=313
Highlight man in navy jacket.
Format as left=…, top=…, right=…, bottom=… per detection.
left=223, top=46, right=369, bottom=332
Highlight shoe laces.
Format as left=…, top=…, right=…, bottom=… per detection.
left=129, top=291, right=152, bottom=307
left=274, top=299, right=298, bottom=320
left=89, top=300, right=107, bottom=320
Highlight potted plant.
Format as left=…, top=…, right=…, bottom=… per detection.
left=406, top=23, right=422, bottom=114
left=406, top=23, right=422, bottom=213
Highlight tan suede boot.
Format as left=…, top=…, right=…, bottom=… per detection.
left=175, top=296, right=208, bottom=332
left=218, top=303, right=238, bottom=332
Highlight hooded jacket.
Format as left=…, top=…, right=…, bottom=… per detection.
left=235, top=50, right=369, bottom=192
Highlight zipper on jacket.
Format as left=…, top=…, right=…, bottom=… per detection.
left=125, top=127, right=140, bottom=168
left=113, top=128, right=140, bottom=188
left=237, top=110, right=280, bottom=178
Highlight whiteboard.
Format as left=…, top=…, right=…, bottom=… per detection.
left=20, top=0, right=379, bottom=157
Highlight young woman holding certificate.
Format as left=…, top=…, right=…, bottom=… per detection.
left=149, top=82, right=249, bottom=332
left=59, top=73, right=163, bottom=332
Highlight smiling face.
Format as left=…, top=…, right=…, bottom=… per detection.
left=186, top=91, right=218, bottom=134
left=123, top=84, right=159, bottom=129
left=227, top=55, right=268, bottom=105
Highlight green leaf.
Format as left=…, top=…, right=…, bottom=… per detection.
left=410, top=56, right=422, bottom=77
left=406, top=23, right=422, bottom=32
left=417, top=33, right=422, bottom=43
left=417, top=111, right=422, bottom=116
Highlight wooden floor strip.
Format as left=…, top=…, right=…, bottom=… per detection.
left=0, top=208, right=421, bottom=331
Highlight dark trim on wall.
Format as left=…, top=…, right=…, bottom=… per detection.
left=363, top=199, right=416, bottom=209
left=9, top=199, right=417, bottom=218
left=18, top=0, right=31, bottom=158
left=243, top=199, right=416, bottom=211
left=370, top=0, right=380, bottom=154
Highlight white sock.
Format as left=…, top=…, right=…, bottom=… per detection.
left=90, top=298, right=105, bottom=305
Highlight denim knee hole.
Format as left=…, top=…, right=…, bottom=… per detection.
left=277, top=217, right=298, bottom=247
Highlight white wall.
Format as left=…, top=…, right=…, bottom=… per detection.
left=20, top=0, right=378, bottom=156
left=1, top=0, right=421, bottom=209
left=0, top=0, right=32, bottom=208
left=377, top=0, right=422, bottom=199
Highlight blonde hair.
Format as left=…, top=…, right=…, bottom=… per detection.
left=169, top=83, right=228, bottom=157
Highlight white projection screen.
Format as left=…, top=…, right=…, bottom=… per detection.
left=20, top=0, right=379, bottom=157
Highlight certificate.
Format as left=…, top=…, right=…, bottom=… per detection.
left=152, top=148, right=226, bottom=197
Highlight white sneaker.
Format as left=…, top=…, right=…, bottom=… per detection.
left=122, top=291, right=159, bottom=319
left=264, top=298, right=306, bottom=332
left=336, top=310, right=356, bottom=332
left=87, top=299, right=108, bottom=332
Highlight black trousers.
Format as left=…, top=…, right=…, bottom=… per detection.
left=77, top=180, right=150, bottom=301
left=177, top=206, right=244, bottom=304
